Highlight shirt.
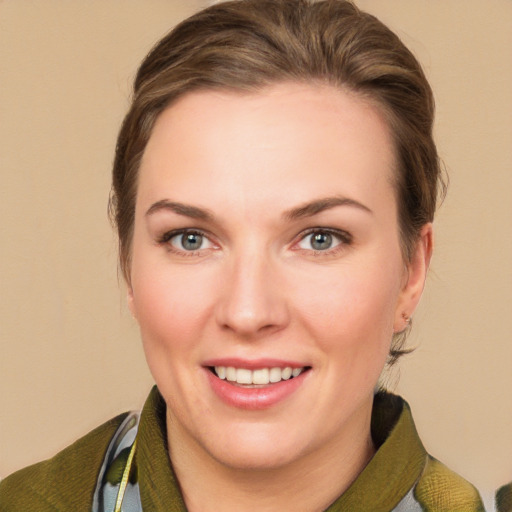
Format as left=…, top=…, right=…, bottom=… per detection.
left=0, top=387, right=484, bottom=511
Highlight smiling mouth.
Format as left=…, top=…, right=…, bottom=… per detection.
left=209, top=366, right=310, bottom=387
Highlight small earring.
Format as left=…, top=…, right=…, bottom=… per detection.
left=401, top=312, right=411, bottom=324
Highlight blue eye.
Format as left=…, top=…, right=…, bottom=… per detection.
left=311, top=232, right=333, bottom=250
left=297, top=230, right=346, bottom=251
left=168, top=231, right=213, bottom=251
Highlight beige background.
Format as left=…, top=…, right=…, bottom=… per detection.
left=1, top=0, right=511, bottom=507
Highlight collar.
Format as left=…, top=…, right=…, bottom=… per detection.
left=136, top=387, right=187, bottom=511
left=136, top=387, right=426, bottom=511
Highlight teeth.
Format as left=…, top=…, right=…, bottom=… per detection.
left=269, top=367, right=282, bottom=383
left=236, top=368, right=252, bottom=384
left=282, top=367, right=292, bottom=380
left=214, top=366, right=305, bottom=385
left=216, top=366, right=226, bottom=380
left=252, top=368, right=269, bottom=385
left=226, top=366, right=236, bottom=382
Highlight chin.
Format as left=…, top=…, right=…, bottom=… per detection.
left=202, top=423, right=310, bottom=471
left=212, top=443, right=304, bottom=472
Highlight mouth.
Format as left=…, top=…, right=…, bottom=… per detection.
left=208, top=365, right=311, bottom=387
left=203, top=358, right=311, bottom=409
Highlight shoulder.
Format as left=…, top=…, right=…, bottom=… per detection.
left=371, top=392, right=485, bottom=512
left=413, top=456, right=485, bottom=512
left=0, top=413, right=128, bottom=512
left=496, top=481, right=512, bottom=512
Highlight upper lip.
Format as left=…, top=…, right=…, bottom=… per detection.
left=202, top=358, right=309, bottom=370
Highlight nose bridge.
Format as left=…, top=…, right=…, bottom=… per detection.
left=216, top=243, right=288, bottom=337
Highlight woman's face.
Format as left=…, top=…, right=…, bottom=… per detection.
left=129, top=83, right=430, bottom=470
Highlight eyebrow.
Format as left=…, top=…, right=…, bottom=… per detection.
left=283, top=196, right=373, bottom=221
left=145, top=195, right=372, bottom=223
left=145, top=199, right=214, bottom=221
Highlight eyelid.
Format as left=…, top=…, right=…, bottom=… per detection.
left=156, top=226, right=352, bottom=256
left=159, top=228, right=204, bottom=243
left=298, top=227, right=352, bottom=242
left=158, top=228, right=219, bottom=254
left=292, top=227, right=353, bottom=253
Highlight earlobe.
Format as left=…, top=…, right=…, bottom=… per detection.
left=394, top=223, right=434, bottom=333
left=127, top=287, right=137, bottom=320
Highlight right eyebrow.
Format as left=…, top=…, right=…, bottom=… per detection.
left=145, top=199, right=214, bottom=222
left=283, top=195, right=373, bottom=221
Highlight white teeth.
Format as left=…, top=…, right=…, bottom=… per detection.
left=269, top=367, right=282, bottom=383
left=236, top=368, right=252, bottom=384
left=281, top=367, right=292, bottom=380
left=226, top=366, right=237, bottom=382
left=215, top=366, right=226, bottom=379
left=252, top=368, right=269, bottom=385
left=213, top=366, right=305, bottom=385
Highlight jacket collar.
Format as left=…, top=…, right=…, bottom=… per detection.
left=136, top=387, right=426, bottom=511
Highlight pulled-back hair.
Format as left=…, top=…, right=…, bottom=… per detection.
left=110, top=0, right=445, bottom=364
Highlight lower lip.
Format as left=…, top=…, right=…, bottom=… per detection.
left=205, top=369, right=308, bottom=410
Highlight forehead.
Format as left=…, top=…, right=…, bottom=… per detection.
left=137, top=83, right=397, bottom=215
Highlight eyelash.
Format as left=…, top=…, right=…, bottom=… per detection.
left=157, top=227, right=353, bottom=256
left=294, top=227, right=353, bottom=256
left=158, top=229, right=214, bottom=256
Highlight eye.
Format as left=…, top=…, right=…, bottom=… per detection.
left=297, top=229, right=350, bottom=252
left=165, top=230, right=214, bottom=252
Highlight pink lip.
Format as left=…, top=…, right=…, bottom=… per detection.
left=203, top=364, right=310, bottom=411
left=203, top=357, right=306, bottom=370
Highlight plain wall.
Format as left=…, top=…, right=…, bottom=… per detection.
left=1, top=0, right=511, bottom=506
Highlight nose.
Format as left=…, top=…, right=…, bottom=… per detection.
left=215, top=250, right=290, bottom=339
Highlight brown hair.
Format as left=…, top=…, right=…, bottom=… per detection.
left=110, top=0, right=446, bottom=364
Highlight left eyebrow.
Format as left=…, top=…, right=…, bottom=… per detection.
left=145, top=199, right=214, bottom=221
left=283, top=196, right=373, bottom=221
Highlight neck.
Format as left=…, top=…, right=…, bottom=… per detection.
left=166, top=402, right=376, bottom=512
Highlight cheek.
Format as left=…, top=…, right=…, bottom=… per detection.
left=310, top=276, right=396, bottom=394
left=294, top=264, right=399, bottom=355
left=131, top=262, right=215, bottom=356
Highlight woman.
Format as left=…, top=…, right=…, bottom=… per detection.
left=0, top=1, right=486, bottom=510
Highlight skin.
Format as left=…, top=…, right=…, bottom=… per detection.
left=128, top=82, right=432, bottom=512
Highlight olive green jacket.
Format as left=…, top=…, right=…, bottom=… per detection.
left=496, top=482, right=512, bottom=512
left=0, top=388, right=484, bottom=511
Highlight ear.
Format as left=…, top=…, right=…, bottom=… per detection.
left=127, top=285, right=137, bottom=320
left=393, top=223, right=434, bottom=333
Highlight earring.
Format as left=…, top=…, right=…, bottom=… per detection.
left=401, top=312, right=411, bottom=324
